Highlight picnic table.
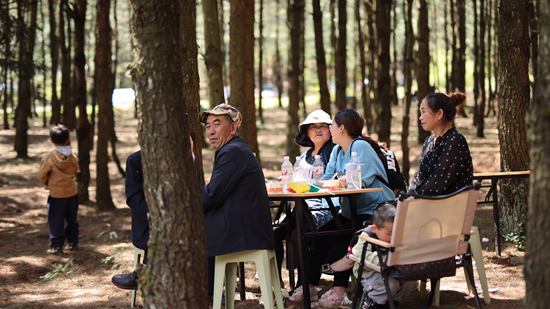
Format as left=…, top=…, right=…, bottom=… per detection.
left=268, top=188, right=383, bottom=309
left=473, top=171, right=531, bottom=256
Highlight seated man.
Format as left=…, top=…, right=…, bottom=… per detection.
left=199, top=104, right=275, bottom=301
left=112, top=135, right=201, bottom=290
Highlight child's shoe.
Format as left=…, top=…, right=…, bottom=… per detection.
left=64, top=243, right=79, bottom=252
left=46, top=246, right=63, bottom=255
left=311, top=288, right=346, bottom=307
left=289, top=285, right=319, bottom=301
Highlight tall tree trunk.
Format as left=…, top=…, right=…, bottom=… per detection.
left=416, top=0, right=430, bottom=144
left=95, top=0, right=115, bottom=211
left=181, top=0, right=205, bottom=186
left=312, top=0, right=331, bottom=114
left=286, top=0, right=303, bottom=157
left=376, top=0, right=392, bottom=145
left=473, top=0, right=480, bottom=127
left=15, top=0, right=38, bottom=159
left=497, top=0, right=530, bottom=237
left=476, top=0, right=486, bottom=137
left=49, top=0, right=61, bottom=125
left=129, top=1, right=208, bottom=306
left=444, top=0, right=449, bottom=93
left=219, top=0, right=228, bottom=91
left=202, top=0, right=224, bottom=107
left=1, top=0, right=11, bottom=130
left=365, top=0, right=377, bottom=130
left=450, top=0, right=456, bottom=92
left=74, top=0, right=90, bottom=203
left=229, top=0, right=261, bottom=162
left=525, top=0, right=550, bottom=304
left=456, top=0, right=467, bottom=117
left=60, top=0, right=74, bottom=129
left=275, top=0, right=283, bottom=108
left=330, top=0, right=336, bottom=87
left=487, top=0, right=494, bottom=115
left=529, top=0, right=539, bottom=84
left=402, top=0, right=414, bottom=183
left=355, top=0, right=368, bottom=128
left=258, top=0, right=264, bottom=123
left=41, top=0, right=47, bottom=128
left=391, top=0, right=397, bottom=107
left=335, top=0, right=347, bottom=111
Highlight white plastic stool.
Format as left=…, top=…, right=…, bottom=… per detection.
left=131, top=248, right=145, bottom=308
left=419, top=226, right=491, bottom=305
left=213, top=249, right=284, bottom=309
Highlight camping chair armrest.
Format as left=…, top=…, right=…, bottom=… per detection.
left=398, top=182, right=482, bottom=201
left=358, top=234, right=392, bottom=248
left=348, top=253, right=381, bottom=273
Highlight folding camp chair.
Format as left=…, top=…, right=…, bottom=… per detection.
left=350, top=183, right=483, bottom=309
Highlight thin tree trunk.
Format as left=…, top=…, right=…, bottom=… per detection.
left=445, top=0, right=449, bottom=93
left=525, top=0, right=550, bottom=303
left=275, top=0, right=283, bottom=108
left=487, top=0, right=493, bottom=114
left=365, top=0, right=377, bottom=130
left=74, top=0, right=90, bottom=203
left=355, top=0, right=368, bottom=129
left=229, top=0, right=261, bottom=162
left=202, top=0, right=225, bottom=107
left=376, top=0, right=392, bottom=146
left=330, top=0, right=336, bottom=88
left=391, top=0, right=398, bottom=106
left=41, top=0, right=47, bottom=128
left=497, top=0, right=530, bottom=237
left=477, top=0, right=486, bottom=138
left=95, top=0, right=115, bottom=211
left=529, top=0, right=539, bottom=85
left=416, top=0, right=431, bottom=144
left=60, top=0, right=74, bottom=129
left=402, top=0, right=414, bottom=183
left=258, top=0, right=264, bottom=123
left=286, top=0, right=303, bottom=157
left=1, top=0, right=11, bottom=130
left=456, top=0, right=467, bottom=117
left=473, top=0, right=479, bottom=126
left=49, top=0, right=60, bottom=125
left=312, top=0, right=331, bottom=114
left=15, top=0, right=38, bottom=159
left=450, top=0, right=456, bottom=92
left=335, top=0, right=347, bottom=111
left=108, top=0, right=125, bottom=178
left=130, top=1, right=208, bottom=306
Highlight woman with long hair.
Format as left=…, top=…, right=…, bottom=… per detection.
left=290, top=109, right=394, bottom=307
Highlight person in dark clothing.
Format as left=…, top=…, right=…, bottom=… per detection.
left=199, top=104, right=275, bottom=302
left=409, top=92, right=473, bottom=195
left=111, top=135, right=202, bottom=290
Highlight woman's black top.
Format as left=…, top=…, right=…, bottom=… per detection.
left=408, top=128, right=473, bottom=196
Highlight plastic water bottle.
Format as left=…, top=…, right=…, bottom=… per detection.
left=294, top=156, right=303, bottom=180
left=345, top=163, right=361, bottom=190
left=281, top=156, right=293, bottom=192
left=350, top=152, right=362, bottom=183
left=312, top=155, right=324, bottom=184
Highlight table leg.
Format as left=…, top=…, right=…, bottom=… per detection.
left=491, top=179, right=502, bottom=256
left=294, top=198, right=311, bottom=309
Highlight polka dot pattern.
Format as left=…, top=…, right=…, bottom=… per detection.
left=408, top=128, right=474, bottom=196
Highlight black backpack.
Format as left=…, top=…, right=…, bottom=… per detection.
left=338, top=137, right=408, bottom=196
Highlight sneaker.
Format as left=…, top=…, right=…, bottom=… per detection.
left=311, top=288, right=346, bottom=307
left=289, top=285, right=319, bottom=301
left=46, top=246, right=63, bottom=255
left=65, top=243, right=79, bottom=252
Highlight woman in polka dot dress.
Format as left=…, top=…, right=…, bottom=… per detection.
left=408, top=92, right=474, bottom=195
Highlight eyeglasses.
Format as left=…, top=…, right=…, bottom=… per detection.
left=309, top=124, right=329, bottom=131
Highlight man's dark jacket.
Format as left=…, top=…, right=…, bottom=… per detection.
left=201, top=136, right=275, bottom=257
left=125, top=151, right=149, bottom=250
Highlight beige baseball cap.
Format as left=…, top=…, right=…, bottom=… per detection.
left=199, top=103, right=242, bottom=127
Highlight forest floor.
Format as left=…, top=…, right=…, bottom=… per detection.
left=0, top=102, right=525, bottom=308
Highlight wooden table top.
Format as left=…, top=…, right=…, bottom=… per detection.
left=267, top=187, right=383, bottom=198
left=473, top=171, right=530, bottom=178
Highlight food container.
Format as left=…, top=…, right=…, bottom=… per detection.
left=321, top=180, right=339, bottom=191
left=288, top=182, right=310, bottom=193
left=266, top=181, right=283, bottom=193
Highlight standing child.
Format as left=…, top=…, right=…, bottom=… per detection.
left=37, top=124, right=79, bottom=255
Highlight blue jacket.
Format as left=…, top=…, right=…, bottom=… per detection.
left=201, top=136, right=275, bottom=256
left=324, top=137, right=395, bottom=219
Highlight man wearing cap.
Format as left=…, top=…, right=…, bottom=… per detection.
left=199, top=103, right=275, bottom=302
